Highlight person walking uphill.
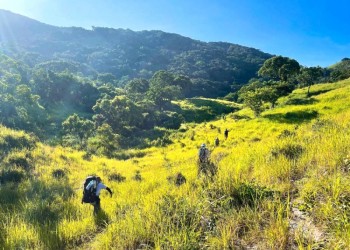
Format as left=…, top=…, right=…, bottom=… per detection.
left=224, top=129, right=229, bottom=140
left=82, top=176, right=113, bottom=215
left=198, top=143, right=210, bottom=163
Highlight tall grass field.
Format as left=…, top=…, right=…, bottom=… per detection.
left=1, top=79, right=350, bottom=249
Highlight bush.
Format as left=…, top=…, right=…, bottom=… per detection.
left=278, top=129, right=296, bottom=138
left=133, top=170, right=142, bottom=181
left=0, top=169, right=25, bottom=183
left=52, top=169, right=66, bottom=179
left=271, top=143, right=304, bottom=160
left=230, top=182, right=275, bottom=207
left=108, top=172, right=126, bottom=182
left=0, top=128, right=36, bottom=155
left=5, top=151, right=33, bottom=171
left=82, top=152, right=92, bottom=161
left=167, top=172, right=186, bottom=186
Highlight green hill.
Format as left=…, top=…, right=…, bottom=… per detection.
left=1, top=78, right=350, bottom=249
left=0, top=9, right=272, bottom=98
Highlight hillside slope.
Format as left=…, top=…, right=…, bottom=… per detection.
left=0, top=9, right=271, bottom=97
left=1, top=79, right=350, bottom=249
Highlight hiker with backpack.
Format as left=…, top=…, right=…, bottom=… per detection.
left=82, top=176, right=113, bottom=214
left=224, top=128, right=229, bottom=140
left=198, top=143, right=210, bottom=163
left=198, top=143, right=217, bottom=177
left=214, top=137, right=220, bottom=147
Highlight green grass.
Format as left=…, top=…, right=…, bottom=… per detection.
left=1, top=78, right=350, bottom=249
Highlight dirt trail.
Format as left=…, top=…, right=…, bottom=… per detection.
left=288, top=199, right=326, bottom=249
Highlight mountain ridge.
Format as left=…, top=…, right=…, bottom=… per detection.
left=0, top=9, right=272, bottom=97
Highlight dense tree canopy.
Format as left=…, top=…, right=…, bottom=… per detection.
left=258, top=56, right=300, bottom=82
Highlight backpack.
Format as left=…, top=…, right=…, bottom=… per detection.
left=82, top=176, right=98, bottom=203
left=199, top=147, right=208, bottom=161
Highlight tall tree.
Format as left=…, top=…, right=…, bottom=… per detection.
left=298, top=66, right=324, bottom=96
left=125, top=78, right=150, bottom=102
left=241, top=90, right=264, bottom=117
left=258, top=56, right=300, bottom=82
left=62, top=114, right=94, bottom=146
left=147, top=70, right=181, bottom=110
left=92, top=95, right=143, bottom=134
left=88, top=123, right=120, bottom=158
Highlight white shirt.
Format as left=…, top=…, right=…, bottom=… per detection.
left=95, top=182, right=107, bottom=196
left=85, top=180, right=107, bottom=196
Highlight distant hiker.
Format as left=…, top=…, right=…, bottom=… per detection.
left=224, top=129, right=229, bottom=140
left=82, top=176, right=113, bottom=215
left=214, top=137, right=220, bottom=147
left=198, top=143, right=210, bottom=163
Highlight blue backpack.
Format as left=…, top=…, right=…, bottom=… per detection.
left=82, top=176, right=97, bottom=203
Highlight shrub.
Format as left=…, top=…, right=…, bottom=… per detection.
left=167, top=172, right=186, bottom=186
left=0, top=129, right=36, bottom=155
left=230, top=183, right=275, bottom=207
left=108, top=172, right=126, bottom=182
left=279, top=144, right=303, bottom=160
left=0, top=169, right=25, bottom=183
left=5, top=151, right=33, bottom=171
left=82, top=152, right=92, bottom=161
left=133, top=170, right=142, bottom=181
left=278, top=129, right=296, bottom=138
left=52, top=169, right=66, bottom=179
left=271, top=143, right=304, bottom=160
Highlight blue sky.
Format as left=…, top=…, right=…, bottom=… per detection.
left=0, top=0, right=349, bottom=67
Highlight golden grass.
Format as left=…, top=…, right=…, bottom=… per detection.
left=1, top=79, right=350, bottom=248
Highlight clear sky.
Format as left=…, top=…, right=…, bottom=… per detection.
left=0, top=0, right=349, bottom=67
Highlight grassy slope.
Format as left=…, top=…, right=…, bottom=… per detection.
left=1, top=79, right=350, bottom=249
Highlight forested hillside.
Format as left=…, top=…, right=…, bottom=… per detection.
left=0, top=9, right=271, bottom=97
left=1, top=9, right=350, bottom=154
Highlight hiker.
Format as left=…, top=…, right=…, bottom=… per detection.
left=198, top=143, right=210, bottom=163
left=198, top=143, right=217, bottom=177
left=224, top=129, right=229, bottom=140
left=214, top=137, right=219, bottom=147
left=82, top=176, right=113, bottom=215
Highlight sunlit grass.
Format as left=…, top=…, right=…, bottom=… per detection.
left=1, top=78, right=350, bottom=248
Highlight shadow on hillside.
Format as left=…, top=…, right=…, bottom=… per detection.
left=119, top=128, right=169, bottom=150
left=285, top=97, right=318, bottom=106
left=173, top=98, right=239, bottom=123
left=264, top=110, right=319, bottom=124
left=308, top=89, right=333, bottom=97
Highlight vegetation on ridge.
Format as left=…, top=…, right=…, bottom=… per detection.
left=1, top=79, right=350, bottom=249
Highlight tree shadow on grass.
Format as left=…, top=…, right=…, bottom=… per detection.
left=308, top=89, right=333, bottom=97
left=285, top=97, right=318, bottom=106
left=173, top=98, right=239, bottom=123
left=263, top=110, right=319, bottom=124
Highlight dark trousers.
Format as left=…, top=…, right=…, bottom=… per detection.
left=93, top=196, right=101, bottom=215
